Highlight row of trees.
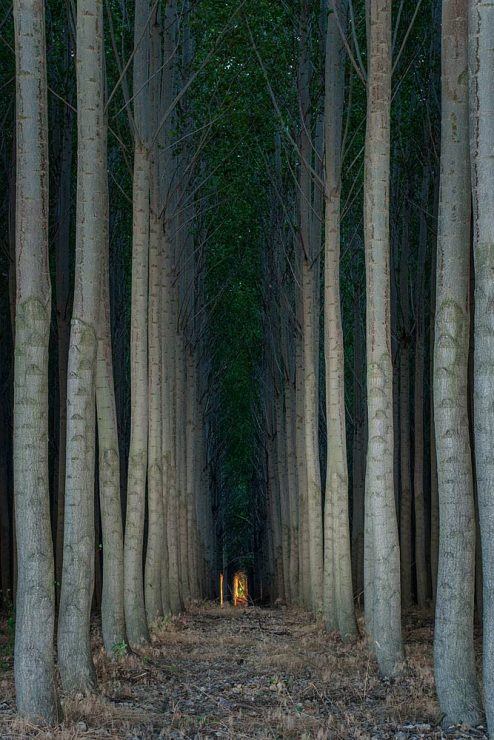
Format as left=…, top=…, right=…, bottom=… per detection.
left=3, top=0, right=494, bottom=734
left=259, top=0, right=494, bottom=732
left=10, top=0, right=218, bottom=723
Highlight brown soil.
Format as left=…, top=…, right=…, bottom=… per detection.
left=0, top=605, right=487, bottom=739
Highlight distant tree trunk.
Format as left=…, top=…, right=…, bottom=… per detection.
left=323, top=0, right=356, bottom=640
left=363, top=0, right=403, bottom=676
left=299, top=1, right=323, bottom=613
left=96, top=214, right=126, bottom=654
left=160, top=0, right=181, bottom=616
left=145, top=199, right=164, bottom=622
left=176, top=330, right=191, bottom=604
left=295, top=293, right=310, bottom=608
left=285, top=379, right=299, bottom=602
left=275, top=392, right=291, bottom=603
left=144, top=8, right=164, bottom=624
left=399, top=203, right=412, bottom=608
left=124, top=0, right=151, bottom=646
left=186, top=348, right=201, bottom=601
left=469, top=0, right=494, bottom=732
left=12, top=0, right=58, bottom=721
left=58, top=0, right=106, bottom=692
left=414, top=166, right=430, bottom=608
left=433, top=0, right=482, bottom=726
left=163, top=228, right=182, bottom=614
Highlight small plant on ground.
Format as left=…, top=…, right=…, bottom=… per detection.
left=111, top=639, right=128, bottom=659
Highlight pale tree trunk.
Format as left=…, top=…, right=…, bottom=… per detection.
left=363, top=0, right=403, bottom=677
left=58, top=0, right=105, bottom=692
left=299, top=2, right=323, bottom=613
left=413, top=166, right=430, bottom=608
left=185, top=347, right=200, bottom=601
left=295, top=314, right=310, bottom=607
left=96, top=221, right=126, bottom=654
left=285, top=379, right=299, bottom=603
left=174, top=195, right=190, bottom=604
left=124, top=0, right=150, bottom=645
left=176, top=331, right=191, bottom=604
left=160, top=0, right=180, bottom=615
left=469, top=0, right=494, bottom=732
left=163, top=230, right=182, bottom=614
left=144, top=8, right=164, bottom=624
left=145, top=193, right=164, bottom=623
left=267, top=426, right=284, bottom=602
left=13, top=0, right=58, bottom=721
left=399, top=204, right=412, bottom=608
left=433, top=0, right=482, bottom=725
left=323, top=0, right=356, bottom=640
left=275, top=392, right=291, bottom=602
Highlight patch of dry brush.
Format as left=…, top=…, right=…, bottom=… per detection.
left=0, top=605, right=486, bottom=739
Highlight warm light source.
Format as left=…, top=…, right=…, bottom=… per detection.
left=233, top=571, right=248, bottom=607
left=220, top=573, right=224, bottom=608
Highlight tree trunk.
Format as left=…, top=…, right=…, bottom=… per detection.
left=363, top=0, right=403, bottom=677
left=58, top=0, right=106, bottom=692
left=469, top=0, right=494, bottom=732
left=433, top=0, right=482, bottom=725
left=124, top=0, right=151, bottom=646
left=12, top=0, right=58, bottom=721
left=145, top=173, right=164, bottom=624
left=323, top=0, right=356, bottom=640
left=96, top=225, right=126, bottom=654
left=163, top=229, right=182, bottom=614
left=399, top=204, right=413, bottom=608
left=285, top=379, right=299, bottom=603
left=413, top=166, right=430, bottom=608
left=299, top=2, right=323, bottom=613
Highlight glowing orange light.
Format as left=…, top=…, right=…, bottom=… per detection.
left=220, top=573, right=224, bottom=608
left=233, top=571, right=248, bottom=607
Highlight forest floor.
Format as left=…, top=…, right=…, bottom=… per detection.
left=0, top=603, right=487, bottom=739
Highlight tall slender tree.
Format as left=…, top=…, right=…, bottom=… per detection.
left=124, top=0, right=151, bottom=645
left=363, top=0, right=403, bottom=676
left=12, top=0, right=58, bottom=721
left=323, top=0, right=356, bottom=640
left=298, top=0, right=323, bottom=613
left=469, top=0, right=494, bottom=732
left=96, top=214, right=126, bottom=654
left=433, top=0, right=482, bottom=725
left=58, top=0, right=106, bottom=691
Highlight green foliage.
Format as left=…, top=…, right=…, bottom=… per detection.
left=111, top=639, right=128, bottom=659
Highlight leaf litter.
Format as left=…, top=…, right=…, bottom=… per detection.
left=0, top=604, right=488, bottom=739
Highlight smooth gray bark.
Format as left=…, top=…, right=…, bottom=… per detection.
left=13, top=0, right=59, bottom=722
left=433, top=0, right=482, bottom=725
left=469, top=0, right=494, bottom=732
left=363, top=0, right=403, bottom=677
left=58, top=0, right=106, bottom=692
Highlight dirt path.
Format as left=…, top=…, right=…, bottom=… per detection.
left=0, top=605, right=486, bottom=738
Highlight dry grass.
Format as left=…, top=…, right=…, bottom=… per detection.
left=0, top=604, right=487, bottom=739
